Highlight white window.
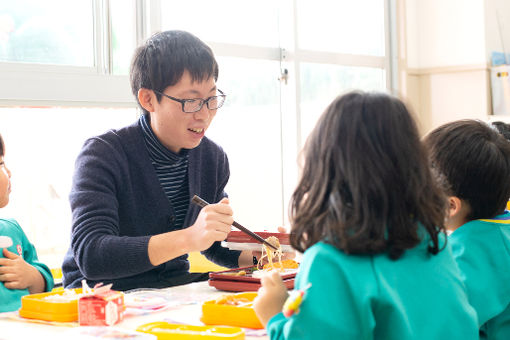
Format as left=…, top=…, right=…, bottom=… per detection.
left=0, top=0, right=393, bottom=268
left=0, top=107, right=137, bottom=267
left=0, top=1, right=94, bottom=66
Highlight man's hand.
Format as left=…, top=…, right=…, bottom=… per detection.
left=186, top=197, right=233, bottom=252
left=148, top=197, right=235, bottom=266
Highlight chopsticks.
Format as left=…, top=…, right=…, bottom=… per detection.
left=191, top=195, right=279, bottom=251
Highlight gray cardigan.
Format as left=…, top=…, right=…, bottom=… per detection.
left=62, top=119, right=241, bottom=290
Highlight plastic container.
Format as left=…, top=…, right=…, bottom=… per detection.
left=19, top=288, right=82, bottom=322
left=201, top=292, right=263, bottom=329
left=136, top=321, right=245, bottom=339
left=67, top=326, right=157, bottom=339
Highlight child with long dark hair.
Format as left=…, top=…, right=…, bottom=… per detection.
left=253, top=91, right=478, bottom=339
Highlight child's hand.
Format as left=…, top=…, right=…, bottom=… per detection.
left=0, top=248, right=45, bottom=293
left=253, top=270, right=289, bottom=327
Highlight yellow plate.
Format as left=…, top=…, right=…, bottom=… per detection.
left=201, top=292, right=262, bottom=329
left=136, top=322, right=245, bottom=339
left=19, top=288, right=82, bottom=322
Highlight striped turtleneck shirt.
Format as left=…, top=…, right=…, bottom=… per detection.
left=140, top=114, right=189, bottom=230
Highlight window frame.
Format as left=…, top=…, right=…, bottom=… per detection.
left=0, top=0, right=135, bottom=107
left=0, top=0, right=397, bottom=226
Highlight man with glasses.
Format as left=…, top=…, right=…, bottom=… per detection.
left=62, top=30, right=257, bottom=290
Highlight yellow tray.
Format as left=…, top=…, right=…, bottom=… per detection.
left=19, top=288, right=82, bottom=322
left=136, top=322, right=245, bottom=339
left=201, top=292, right=263, bottom=329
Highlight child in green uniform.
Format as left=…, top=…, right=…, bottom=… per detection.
left=253, top=91, right=479, bottom=339
left=425, top=120, right=510, bottom=339
left=0, top=134, right=54, bottom=312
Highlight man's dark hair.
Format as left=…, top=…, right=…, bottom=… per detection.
left=130, top=30, right=219, bottom=115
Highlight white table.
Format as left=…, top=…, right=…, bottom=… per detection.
left=0, top=281, right=269, bottom=340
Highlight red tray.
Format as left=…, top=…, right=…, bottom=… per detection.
left=226, top=231, right=290, bottom=245
left=208, top=266, right=297, bottom=292
left=209, top=278, right=295, bottom=292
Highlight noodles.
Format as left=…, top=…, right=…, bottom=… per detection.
left=257, top=236, right=283, bottom=271
left=255, top=236, right=299, bottom=272
left=263, top=259, right=299, bottom=270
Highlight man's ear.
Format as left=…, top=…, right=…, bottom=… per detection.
left=138, top=88, right=155, bottom=113
left=448, top=196, right=462, bottom=218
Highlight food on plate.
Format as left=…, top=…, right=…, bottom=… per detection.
left=257, top=236, right=283, bottom=271
left=222, top=270, right=247, bottom=276
left=42, top=289, right=83, bottom=302
left=263, top=259, right=299, bottom=270
left=255, top=236, right=299, bottom=274
left=215, top=294, right=252, bottom=306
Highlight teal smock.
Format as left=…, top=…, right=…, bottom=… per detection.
left=450, top=211, right=510, bottom=339
left=0, top=218, right=54, bottom=312
left=267, top=236, right=479, bottom=339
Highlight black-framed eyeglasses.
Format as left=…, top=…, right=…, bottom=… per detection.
left=153, top=89, right=227, bottom=113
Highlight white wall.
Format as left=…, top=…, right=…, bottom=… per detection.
left=406, top=0, right=486, bottom=68
left=402, top=0, right=492, bottom=134
left=485, top=0, right=510, bottom=61
left=427, top=71, right=490, bottom=129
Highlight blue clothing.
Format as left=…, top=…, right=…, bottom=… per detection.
left=450, top=212, right=510, bottom=339
left=62, top=119, right=241, bottom=291
left=140, top=115, right=190, bottom=231
left=267, top=237, right=479, bottom=339
left=0, top=218, right=54, bottom=312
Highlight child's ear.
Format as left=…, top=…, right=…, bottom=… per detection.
left=446, top=196, right=470, bottom=231
left=448, top=196, right=463, bottom=218
left=138, top=88, right=155, bottom=113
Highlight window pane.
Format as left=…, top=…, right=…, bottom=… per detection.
left=297, top=0, right=385, bottom=56
left=111, top=0, right=136, bottom=75
left=207, top=57, right=283, bottom=229
left=160, top=0, right=279, bottom=48
left=0, top=0, right=94, bottom=66
left=0, top=107, right=137, bottom=268
left=300, top=63, right=386, bottom=143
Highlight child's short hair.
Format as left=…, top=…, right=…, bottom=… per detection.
left=491, top=121, right=510, bottom=141
left=290, top=91, right=447, bottom=259
left=130, top=30, right=219, bottom=115
left=424, top=120, right=510, bottom=220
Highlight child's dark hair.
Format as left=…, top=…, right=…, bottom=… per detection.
left=0, top=133, right=4, bottom=157
left=491, top=121, right=510, bottom=141
left=424, top=120, right=510, bottom=220
left=290, top=91, right=447, bottom=260
left=130, top=30, right=219, bottom=115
